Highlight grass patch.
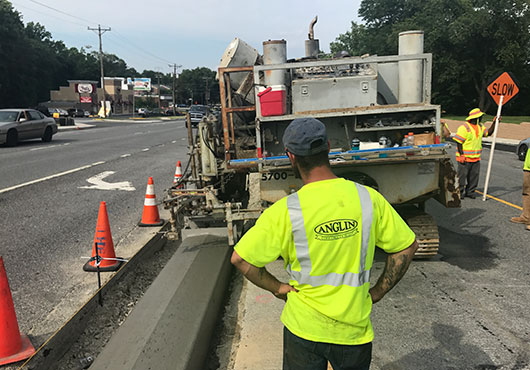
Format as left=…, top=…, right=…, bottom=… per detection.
left=442, top=114, right=530, bottom=124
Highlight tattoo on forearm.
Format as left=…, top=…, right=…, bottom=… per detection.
left=379, top=254, right=412, bottom=292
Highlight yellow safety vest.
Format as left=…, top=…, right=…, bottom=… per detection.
left=524, top=147, right=530, bottom=171
left=453, top=122, right=488, bottom=161
left=234, top=178, right=415, bottom=345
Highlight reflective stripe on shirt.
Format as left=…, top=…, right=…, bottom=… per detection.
left=286, top=183, right=373, bottom=287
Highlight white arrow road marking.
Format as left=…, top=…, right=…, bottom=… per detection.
left=78, top=171, right=136, bottom=191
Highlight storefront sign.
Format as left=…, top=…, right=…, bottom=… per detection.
left=75, top=83, right=95, bottom=94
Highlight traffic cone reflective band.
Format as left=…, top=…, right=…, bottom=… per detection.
left=173, top=160, right=183, bottom=188
left=0, top=257, right=35, bottom=365
left=139, top=177, right=164, bottom=227
left=83, top=202, right=124, bottom=272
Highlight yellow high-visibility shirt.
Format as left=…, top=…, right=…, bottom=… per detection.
left=523, top=148, right=530, bottom=171
left=453, top=122, right=489, bottom=162
left=234, top=178, right=415, bottom=345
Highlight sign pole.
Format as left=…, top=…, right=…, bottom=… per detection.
left=482, top=95, right=504, bottom=201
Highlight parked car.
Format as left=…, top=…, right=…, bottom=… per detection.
left=189, top=105, right=209, bottom=126
left=152, top=108, right=171, bottom=116
left=0, top=109, right=58, bottom=146
left=176, top=104, right=190, bottom=113
left=137, top=108, right=151, bottom=117
left=517, top=138, right=530, bottom=161
left=67, top=108, right=86, bottom=117
left=47, top=108, right=68, bottom=118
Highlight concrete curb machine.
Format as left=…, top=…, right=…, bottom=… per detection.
left=164, top=21, right=460, bottom=257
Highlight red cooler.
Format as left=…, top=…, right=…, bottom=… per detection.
left=258, top=85, right=286, bottom=116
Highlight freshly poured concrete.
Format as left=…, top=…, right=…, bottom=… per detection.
left=90, top=228, right=232, bottom=370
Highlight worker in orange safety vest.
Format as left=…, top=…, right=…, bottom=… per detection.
left=453, top=108, right=496, bottom=199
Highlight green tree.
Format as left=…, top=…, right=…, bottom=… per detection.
left=331, top=0, right=530, bottom=115
left=0, top=0, right=143, bottom=108
left=0, top=0, right=30, bottom=107
left=176, top=67, right=218, bottom=105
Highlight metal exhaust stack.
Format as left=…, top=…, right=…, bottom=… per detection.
left=263, top=40, right=287, bottom=86
left=305, top=16, right=320, bottom=58
left=398, top=30, right=424, bottom=104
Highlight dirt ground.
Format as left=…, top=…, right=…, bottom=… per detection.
left=444, top=119, right=529, bottom=141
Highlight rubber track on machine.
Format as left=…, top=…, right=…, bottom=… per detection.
left=401, top=209, right=440, bottom=258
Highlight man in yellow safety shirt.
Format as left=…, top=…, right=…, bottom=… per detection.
left=453, top=108, right=496, bottom=199
left=510, top=147, right=530, bottom=230
left=231, top=117, right=419, bottom=370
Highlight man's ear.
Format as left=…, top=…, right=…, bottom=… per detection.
left=327, top=141, right=331, bottom=153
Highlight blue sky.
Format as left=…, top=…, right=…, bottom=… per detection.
left=10, top=0, right=362, bottom=74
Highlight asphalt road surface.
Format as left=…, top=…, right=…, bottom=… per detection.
left=0, top=118, right=188, bottom=348
left=371, top=145, right=530, bottom=369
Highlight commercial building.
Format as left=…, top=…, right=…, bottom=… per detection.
left=45, top=78, right=135, bottom=115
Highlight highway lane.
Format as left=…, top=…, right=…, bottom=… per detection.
left=0, top=119, right=188, bottom=190
left=0, top=118, right=189, bottom=347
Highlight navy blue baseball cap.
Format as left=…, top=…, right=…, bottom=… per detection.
left=283, top=117, right=328, bottom=156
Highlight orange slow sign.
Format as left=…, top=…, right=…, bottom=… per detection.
left=487, top=72, right=519, bottom=105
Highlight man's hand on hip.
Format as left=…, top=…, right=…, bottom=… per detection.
left=274, top=283, right=298, bottom=301
left=231, top=250, right=297, bottom=300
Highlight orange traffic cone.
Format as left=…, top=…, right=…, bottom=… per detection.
left=139, top=177, right=164, bottom=227
left=83, top=202, right=124, bottom=272
left=173, top=160, right=183, bottom=188
left=0, top=257, right=35, bottom=366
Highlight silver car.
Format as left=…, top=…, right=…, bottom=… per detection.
left=517, top=137, right=529, bottom=161
left=0, top=109, right=58, bottom=147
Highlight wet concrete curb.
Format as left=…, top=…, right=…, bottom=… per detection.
left=90, top=228, right=232, bottom=370
left=19, top=223, right=169, bottom=369
left=57, top=124, right=96, bottom=131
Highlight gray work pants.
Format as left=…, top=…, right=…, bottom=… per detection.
left=457, top=161, right=480, bottom=196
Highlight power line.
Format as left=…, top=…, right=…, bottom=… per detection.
left=11, top=1, right=87, bottom=28
left=16, top=0, right=177, bottom=72
left=104, top=34, right=172, bottom=70
left=112, top=30, right=174, bottom=65
left=28, top=0, right=101, bottom=26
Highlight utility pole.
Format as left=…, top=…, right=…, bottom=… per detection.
left=202, top=77, right=210, bottom=106
left=88, top=24, right=111, bottom=118
left=157, top=73, right=161, bottom=109
left=168, top=63, right=181, bottom=116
